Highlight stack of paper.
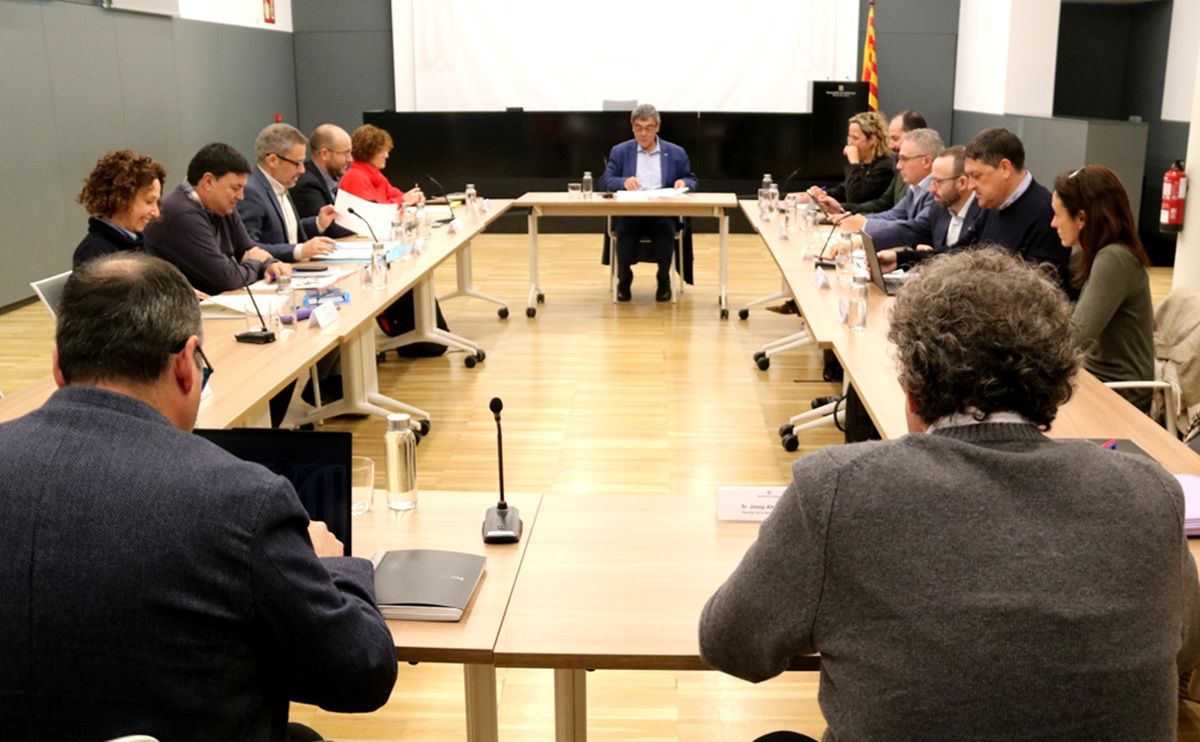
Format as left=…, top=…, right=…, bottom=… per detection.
left=1178, top=474, right=1200, bottom=535
left=248, top=268, right=352, bottom=292
left=615, top=186, right=690, bottom=202
left=200, top=294, right=285, bottom=320
left=332, top=189, right=398, bottom=239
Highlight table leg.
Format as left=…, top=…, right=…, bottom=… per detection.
left=553, top=668, right=587, bottom=742
left=463, top=664, right=499, bottom=742
left=719, top=210, right=730, bottom=319
left=300, top=324, right=430, bottom=426
left=527, top=211, right=541, bottom=317
left=438, top=243, right=508, bottom=316
left=376, top=277, right=484, bottom=361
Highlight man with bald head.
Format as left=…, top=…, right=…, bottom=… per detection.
left=292, top=123, right=357, bottom=238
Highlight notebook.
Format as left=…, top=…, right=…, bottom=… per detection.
left=371, top=549, right=487, bottom=621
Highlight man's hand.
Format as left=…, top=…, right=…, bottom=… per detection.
left=298, top=236, right=336, bottom=260
left=307, top=520, right=344, bottom=558
left=264, top=261, right=291, bottom=282
left=843, top=144, right=861, bottom=164
left=835, top=214, right=867, bottom=233
left=876, top=248, right=899, bottom=274
left=316, top=204, right=337, bottom=232
left=403, top=187, right=425, bottom=206
left=816, top=193, right=843, bottom=214
left=674, top=179, right=686, bottom=189
left=243, top=246, right=273, bottom=263
left=193, top=289, right=210, bottom=300
left=624, top=176, right=640, bottom=191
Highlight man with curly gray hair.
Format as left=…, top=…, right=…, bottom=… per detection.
left=701, top=247, right=1200, bottom=741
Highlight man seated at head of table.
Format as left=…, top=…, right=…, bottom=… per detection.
left=238, top=123, right=339, bottom=262
left=145, top=142, right=290, bottom=296
left=0, top=253, right=397, bottom=740
left=829, top=127, right=942, bottom=235
left=958, top=127, right=1071, bottom=291
left=290, top=123, right=357, bottom=239
left=600, top=103, right=699, bottom=302
left=869, top=145, right=983, bottom=273
left=700, top=247, right=1200, bottom=742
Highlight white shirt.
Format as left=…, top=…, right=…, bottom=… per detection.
left=946, top=192, right=976, bottom=247
left=259, top=166, right=304, bottom=261
left=997, top=170, right=1033, bottom=211
left=635, top=140, right=663, bottom=190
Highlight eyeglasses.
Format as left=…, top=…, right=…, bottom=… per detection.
left=897, top=153, right=931, bottom=163
left=274, top=153, right=305, bottom=168
left=930, top=174, right=963, bottom=185
left=171, top=339, right=213, bottom=391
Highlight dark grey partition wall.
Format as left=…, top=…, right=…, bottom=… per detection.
left=0, top=0, right=298, bottom=308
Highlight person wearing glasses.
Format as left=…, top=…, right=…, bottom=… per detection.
left=290, top=123, right=357, bottom=239
left=831, top=127, right=942, bottom=236
left=72, top=149, right=166, bottom=266
left=238, top=123, right=339, bottom=262
left=0, top=253, right=397, bottom=740
left=1051, top=165, right=1154, bottom=413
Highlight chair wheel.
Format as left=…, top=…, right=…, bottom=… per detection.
left=419, top=419, right=431, bottom=436
left=413, top=431, right=422, bottom=446
left=738, top=308, right=749, bottom=320
left=756, top=355, right=770, bottom=371
left=376, top=353, right=386, bottom=364
left=475, top=350, right=486, bottom=363
left=753, top=351, right=765, bottom=362
left=720, top=308, right=729, bottom=319
left=464, top=355, right=477, bottom=368
left=497, top=307, right=509, bottom=319
left=537, top=292, right=545, bottom=304
left=526, top=306, right=537, bottom=318
left=782, top=434, right=799, bottom=452
left=778, top=424, right=794, bottom=438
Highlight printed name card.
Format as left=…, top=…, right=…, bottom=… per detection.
left=447, top=217, right=464, bottom=235
left=813, top=268, right=829, bottom=289
left=308, top=301, right=339, bottom=329
left=716, top=485, right=787, bottom=522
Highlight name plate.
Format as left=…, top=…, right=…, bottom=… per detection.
left=716, top=485, right=787, bottom=522
left=447, top=217, right=464, bottom=235
left=308, top=300, right=339, bottom=329
left=813, top=268, right=829, bottom=289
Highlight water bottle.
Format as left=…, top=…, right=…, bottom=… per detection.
left=759, top=174, right=773, bottom=221
left=390, top=208, right=403, bottom=242
left=465, top=183, right=478, bottom=213
left=385, top=413, right=418, bottom=511
left=401, top=206, right=418, bottom=245
left=767, top=182, right=780, bottom=221
left=369, top=242, right=387, bottom=291
left=581, top=171, right=593, bottom=200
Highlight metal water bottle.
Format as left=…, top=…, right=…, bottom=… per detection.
left=385, top=413, right=418, bottom=511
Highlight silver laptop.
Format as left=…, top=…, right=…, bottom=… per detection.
left=861, top=231, right=908, bottom=296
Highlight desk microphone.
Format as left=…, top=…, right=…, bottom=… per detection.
left=778, top=167, right=802, bottom=195
left=346, top=206, right=380, bottom=241
left=228, top=254, right=276, bottom=344
left=426, top=175, right=456, bottom=226
left=482, top=397, right=522, bottom=543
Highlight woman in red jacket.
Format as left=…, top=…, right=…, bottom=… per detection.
left=339, top=124, right=424, bottom=206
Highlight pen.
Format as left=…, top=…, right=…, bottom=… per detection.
left=1101, top=439, right=1118, bottom=450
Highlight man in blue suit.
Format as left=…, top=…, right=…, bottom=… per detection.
left=600, top=104, right=698, bottom=302
left=0, top=253, right=396, bottom=740
left=239, top=123, right=338, bottom=262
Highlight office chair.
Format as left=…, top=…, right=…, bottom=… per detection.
left=602, top=99, right=638, bottom=112
left=605, top=216, right=683, bottom=303
left=31, top=270, right=72, bottom=320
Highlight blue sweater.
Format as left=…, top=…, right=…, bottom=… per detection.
left=960, top=178, right=1070, bottom=290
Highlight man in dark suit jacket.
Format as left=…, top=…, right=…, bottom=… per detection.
left=600, top=104, right=698, bottom=302
left=238, top=123, right=339, bottom=262
left=0, top=253, right=397, bottom=740
left=291, top=123, right=357, bottom=239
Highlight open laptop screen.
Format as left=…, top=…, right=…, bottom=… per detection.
left=193, top=428, right=353, bottom=555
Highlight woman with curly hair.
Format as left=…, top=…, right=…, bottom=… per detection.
left=807, top=110, right=895, bottom=206
left=338, top=124, right=424, bottom=206
left=73, top=150, right=166, bottom=265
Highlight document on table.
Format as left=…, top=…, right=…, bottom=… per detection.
left=317, top=241, right=411, bottom=263
left=333, top=189, right=397, bottom=239
left=1178, top=474, right=1200, bottom=535
left=247, top=268, right=352, bottom=292
left=200, top=294, right=286, bottom=319
left=615, top=186, right=690, bottom=202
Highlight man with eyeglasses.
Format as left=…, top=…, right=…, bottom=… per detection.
left=832, top=128, right=942, bottom=235
left=291, top=124, right=357, bottom=239
left=0, top=253, right=397, bottom=740
left=239, top=123, right=339, bottom=261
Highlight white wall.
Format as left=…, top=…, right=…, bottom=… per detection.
left=954, top=0, right=1058, bottom=117
left=177, top=0, right=292, bottom=33
left=1163, top=0, right=1199, bottom=123
left=392, top=0, right=858, bottom=112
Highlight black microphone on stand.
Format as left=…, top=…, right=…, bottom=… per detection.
left=426, top=175, right=456, bottom=226
left=778, top=167, right=802, bottom=196
left=482, top=397, right=522, bottom=543
left=346, top=206, right=380, bottom=241
left=228, top=254, right=276, bottom=344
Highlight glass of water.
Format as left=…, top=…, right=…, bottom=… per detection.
left=351, top=456, right=374, bottom=515
left=848, top=281, right=869, bottom=333
left=835, top=249, right=853, bottom=286
left=567, top=182, right=582, bottom=199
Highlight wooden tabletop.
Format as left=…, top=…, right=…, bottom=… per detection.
left=514, top=192, right=737, bottom=217
left=353, top=490, right=540, bottom=664
left=494, top=493, right=764, bottom=671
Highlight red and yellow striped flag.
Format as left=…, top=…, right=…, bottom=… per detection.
left=862, top=1, right=879, bottom=111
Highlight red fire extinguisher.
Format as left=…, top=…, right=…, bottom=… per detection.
left=1161, top=160, right=1187, bottom=234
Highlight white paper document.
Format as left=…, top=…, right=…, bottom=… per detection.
left=615, top=187, right=690, bottom=202
left=247, top=268, right=352, bottom=292
left=333, top=189, right=398, bottom=239
left=200, top=294, right=285, bottom=320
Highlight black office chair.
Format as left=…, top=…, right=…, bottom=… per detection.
left=604, top=215, right=684, bottom=303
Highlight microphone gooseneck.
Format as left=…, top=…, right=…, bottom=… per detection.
left=347, top=206, right=379, bottom=242
left=490, top=397, right=506, bottom=509
left=227, top=254, right=275, bottom=344
left=427, top=175, right=455, bottom=225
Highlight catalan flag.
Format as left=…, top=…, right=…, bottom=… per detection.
left=862, top=0, right=879, bottom=111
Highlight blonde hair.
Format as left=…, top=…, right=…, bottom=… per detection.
left=849, top=111, right=890, bottom=162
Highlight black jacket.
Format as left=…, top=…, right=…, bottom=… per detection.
left=291, top=162, right=356, bottom=239
left=72, top=216, right=143, bottom=266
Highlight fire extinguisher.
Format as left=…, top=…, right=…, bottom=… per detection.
left=1161, top=160, right=1187, bottom=234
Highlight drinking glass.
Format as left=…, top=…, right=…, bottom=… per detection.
left=848, top=281, right=869, bottom=333
left=351, top=456, right=375, bottom=516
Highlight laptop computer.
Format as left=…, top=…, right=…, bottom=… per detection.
left=194, top=428, right=354, bottom=555
left=860, top=231, right=908, bottom=296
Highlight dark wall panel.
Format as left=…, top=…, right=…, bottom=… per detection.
left=292, top=0, right=390, bottom=33
left=1054, top=5, right=1131, bottom=120
left=294, top=30, right=394, bottom=135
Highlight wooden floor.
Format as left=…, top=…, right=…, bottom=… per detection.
left=2, top=234, right=1194, bottom=740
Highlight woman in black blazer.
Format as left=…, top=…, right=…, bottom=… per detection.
left=72, top=150, right=165, bottom=266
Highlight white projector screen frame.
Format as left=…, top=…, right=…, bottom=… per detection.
left=392, top=0, right=859, bottom=113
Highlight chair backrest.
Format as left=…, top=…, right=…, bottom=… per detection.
left=602, top=99, right=638, bottom=112
left=30, top=270, right=72, bottom=320
left=1155, top=287, right=1200, bottom=434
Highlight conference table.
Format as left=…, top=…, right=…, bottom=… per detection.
left=0, top=201, right=514, bottom=429
left=511, top=192, right=737, bottom=318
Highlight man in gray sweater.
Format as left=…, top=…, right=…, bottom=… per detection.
left=699, top=248, right=1200, bottom=741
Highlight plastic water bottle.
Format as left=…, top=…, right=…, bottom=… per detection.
left=582, top=171, right=593, bottom=200
left=385, top=413, right=418, bottom=511
left=369, top=242, right=387, bottom=291
left=390, top=208, right=403, bottom=242
left=465, top=183, right=478, bottom=214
